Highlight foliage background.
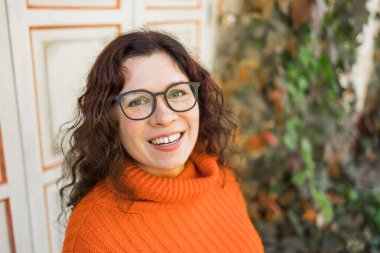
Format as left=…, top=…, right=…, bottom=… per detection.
left=214, top=0, right=380, bottom=252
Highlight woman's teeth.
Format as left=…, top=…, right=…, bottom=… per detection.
left=150, top=133, right=181, bottom=145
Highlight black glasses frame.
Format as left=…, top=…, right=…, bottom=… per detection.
left=114, top=81, right=200, bottom=120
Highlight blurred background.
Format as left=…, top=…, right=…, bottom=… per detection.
left=0, top=0, right=379, bottom=253
left=215, top=1, right=380, bottom=252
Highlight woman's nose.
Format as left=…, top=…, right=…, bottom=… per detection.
left=149, top=96, right=178, bottom=126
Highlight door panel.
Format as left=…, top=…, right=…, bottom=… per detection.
left=0, top=1, right=34, bottom=252
left=2, top=0, right=216, bottom=252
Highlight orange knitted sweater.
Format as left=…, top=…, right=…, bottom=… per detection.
left=62, top=152, right=264, bottom=252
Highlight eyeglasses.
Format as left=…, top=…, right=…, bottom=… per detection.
left=114, top=81, right=200, bottom=120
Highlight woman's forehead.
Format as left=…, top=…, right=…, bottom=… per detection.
left=121, top=52, right=189, bottom=92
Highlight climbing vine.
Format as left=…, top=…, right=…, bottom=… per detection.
left=215, top=0, right=380, bottom=252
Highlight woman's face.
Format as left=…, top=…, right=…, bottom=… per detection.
left=116, top=52, right=200, bottom=177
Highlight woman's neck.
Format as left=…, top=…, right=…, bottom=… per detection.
left=136, top=163, right=185, bottom=178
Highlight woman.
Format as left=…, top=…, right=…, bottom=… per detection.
left=60, top=30, right=264, bottom=252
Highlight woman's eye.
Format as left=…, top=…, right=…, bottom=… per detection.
left=169, top=89, right=186, bottom=98
left=128, top=98, right=150, bottom=107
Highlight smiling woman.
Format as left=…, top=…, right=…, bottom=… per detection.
left=59, top=30, right=264, bottom=253
left=115, top=53, right=199, bottom=178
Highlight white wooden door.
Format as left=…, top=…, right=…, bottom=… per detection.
left=0, top=2, right=33, bottom=252
left=1, top=0, right=216, bottom=252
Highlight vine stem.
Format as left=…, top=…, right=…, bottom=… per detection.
left=351, top=0, right=380, bottom=113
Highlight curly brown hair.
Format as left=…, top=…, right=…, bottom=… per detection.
left=59, top=30, right=237, bottom=220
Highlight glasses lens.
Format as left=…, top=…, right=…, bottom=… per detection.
left=166, top=83, right=197, bottom=112
left=120, top=91, right=153, bottom=119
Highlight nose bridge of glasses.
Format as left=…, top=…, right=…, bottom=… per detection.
left=153, top=90, right=170, bottom=107
left=151, top=92, right=178, bottom=124
left=153, top=90, right=166, bottom=99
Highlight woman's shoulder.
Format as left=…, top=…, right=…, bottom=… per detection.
left=70, top=180, right=115, bottom=218
left=62, top=180, right=121, bottom=252
left=63, top=182, right=113, bottom=238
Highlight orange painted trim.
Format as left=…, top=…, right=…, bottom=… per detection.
left=43, top=161, right=64, bottom=171
left=43, top=179, right=58, bottom=253
left=146, top=0, right=201, bottom=10
left=26, top=0, right=120, bottom=10
left=0, top=198, right=16, bottom=253
left=146, top=20, right=201, bottom=58
left=29, top=24, right=122, bottom=172
left=146, top=19, right=200, bottom=25
left=0, top=126, right=7, bottom=185
left=30, top=24, right=122, bottom=32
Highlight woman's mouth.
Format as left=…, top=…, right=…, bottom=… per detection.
left=149, top=132, right=183, bottom=146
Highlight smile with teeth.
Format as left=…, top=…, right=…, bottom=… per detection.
left=149, top=133, right=182, bottom=146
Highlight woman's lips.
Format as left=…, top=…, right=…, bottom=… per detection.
left=149, top=130, right=184, bottom=141
left=149, top=132, right=184, bottom=152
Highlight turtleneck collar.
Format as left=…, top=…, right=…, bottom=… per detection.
left=104, top=152, right=222, bottom=212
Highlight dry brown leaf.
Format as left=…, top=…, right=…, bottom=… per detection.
left=328, top=161, right=341, bottom=178
left=247, top=134, right=266, bottom=154
left=252, top=0, right=275, bottom=20
left=243, top=58, right=261, bottom=70
left=279, top=189, right=295, bottom=206
left=239, top=66, right=251, bottom=82
left=290, top=0, right=312, bottom=27
left=302, top=207, right=317, bottom=222
left=257, top=69, right=270, bottom=89
left=287, top=33, right=298, bottom=58
left=327, top=192, right=346, bottom=205
left=258, top=190, right=283, bottom=221
left=249, top=203, right=262, bottom=220
left=277, top=0, right=291, bottom=14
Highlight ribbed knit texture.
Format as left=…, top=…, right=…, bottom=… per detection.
left=62, top=152, right=264, bottom=252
